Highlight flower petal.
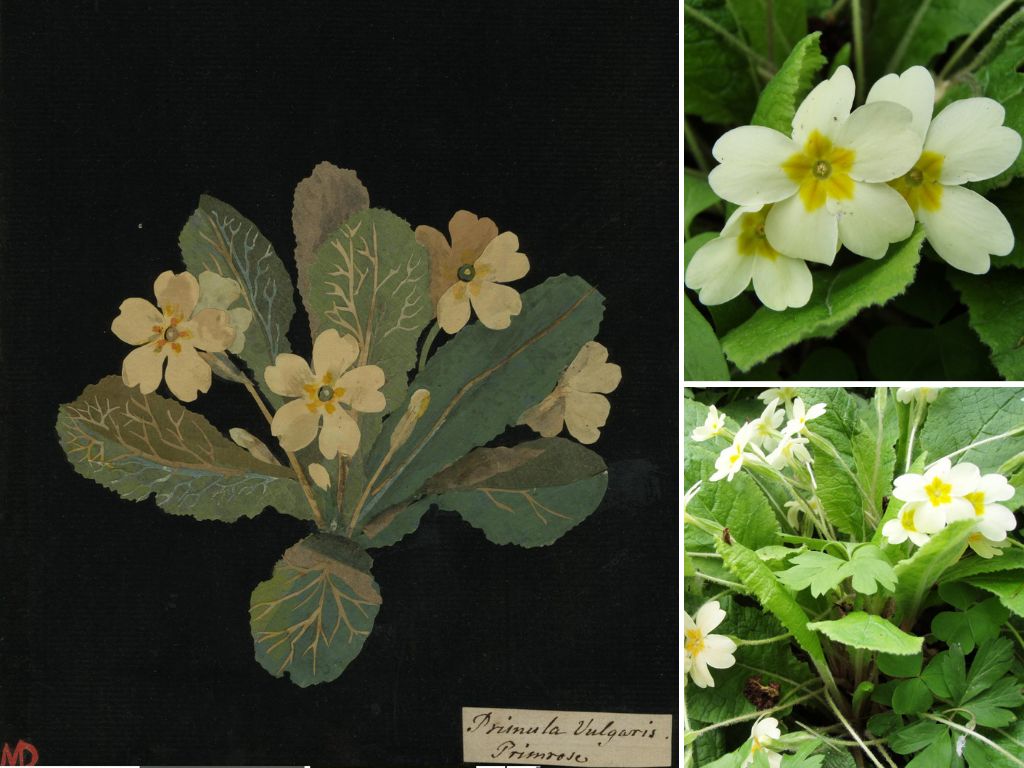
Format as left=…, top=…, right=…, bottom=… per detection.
left=563, top=341, right=622, bottom=394
left=111, top=298, right=163, bottom=345
left=709, top=126, right=800, bottom=206
left=307, top=462, right=331, bottom=491
left=689, top=654, right=714, bottom=688
left=416, top=224, right=459, bottom=307
left=469, top=281, right=522, bottom=330
left=154, top=270, right=200, bottom=319
left=702, top=635, right=737, bottom=668
left=475, top=231, right=529, bottom=283
left=437, top=284, right=471, bottom=334
left=838, top=101, right=921, bottom=183
left=188, top=308, right=235, bottom=353
left=265, top=353, right=315, bottom=397
left=980, top=473, right=1015, bottom=503
left=918, top=185, right=1014, bottom=273
left=751, top=254, right=813, bottom=310
left=319, top=407, right=361, bottom=459
left=695, top=600, right=727, bottom=633
left=313, top=328, right=359, bottom=380
left=685, top=235, right=755, bottom=305
left=792, top=64, right=854, bottom=145
left=563, top=391, right=610, bottom=444
left=194, top=271, right=243, bottom=313
left=520, top=394, right=566, bottom=438
left=764, top=193, right=839, bottom=265
left=122, top=344, right=166, bottom=394
left=164, top=343, right=212, bottom=402
left=337, top=364, right=386, bottom=412
left=865, top=66, right=935, bottom=139
left=272, top=398, right=320, bottom=452
left=227, top=307, right=253, bottom=354
left=926, top=98, right=1023, bottom=184
left=835, top=182, right=915, bottom=259
left=448, top=210, right=499, bottom=263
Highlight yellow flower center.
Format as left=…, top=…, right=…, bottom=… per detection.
left=966, top=491, right=986, bottom=517
left=782, top=131, right=856, bottom=212
left=900, top=506, right=917, bottom=532
left=752, top=739, right=763, bottom=753
left=304, top=373, right=346, bottom=414
left=684, top=628, right=705, bottom=655
left=737, top=208, right=779, bottom=261
left=925, top=476, right=953, bottom=507
left=890, top=151, right=944, bottom=213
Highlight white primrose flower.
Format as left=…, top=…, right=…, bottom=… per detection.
left=881, top=501, right=947, bottom=546
left=750, top=397, right=785, bottom=451
left=684, top=600, right=737, bottom=688
left=892, top=457, right=979, bottom=520
left=896, top=386, right=941, bottom=405
left=709, top=422, right=758, bottom=482
left=867, top=66, right=1021, bottom=273
left=683, top=481, right=702, bottom=511
left=742, top=717, right=784, bottom=768
left=767, top=433, right=811, bottom=470
left=946, top=472, right=1017, bottom=544
left=758, top=387, right=799, bottom=407
left=967, top=534, right=1011, bottom=559
left=709, top=65, right=921, bottom=265
left=784, top=397, right=827, bottom=435
left=692, top=405, right=727, bottom=442
left=684, top=205, right=813, bottom=310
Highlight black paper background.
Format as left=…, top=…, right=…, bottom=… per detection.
left=0, top=1, right=678, bottom=765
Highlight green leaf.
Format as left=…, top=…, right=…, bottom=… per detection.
left=965, top=719, right=1024, bottom=767
left=722, top=227, right=924, bottom=372
left=178, top=194, right=296, bottom=407
left=682, top=0, right=759, bottom=125
left=906, top=735, right=953, bottom=768
left=291, top=162, right=370, bottom=337
left=878, top=652, right=923, bottom=678
left=888, top=719, right=948, bottom=754
left=943, top=644, right=969, bottom=702
left=725, top=0, right=809, bottom=65
left=968, top=571, right=1024, bottom=616
left=684, top=169, right=720, bottom=238
left=892, top=519, right=975, bottom=625
left=250, top=534, right=381, bottom=686
left=892, top=677, right=934, bottom=714
left=685, top=296, right=730, bottom=381
left=920, top=387, right=1024, bottom=472
left=963, top=677, right=1024, bottom=727
left=853, top=388, right=899, bottom=516
left=952, top=271, right=1024, bottom=379
left=847, top=544, right=898, bottom=595
left=751, top=32, right=827, bottom=133
left=941, top=548, right=1024, bottom=582
left=932, top=597, right=1010, bottom=653
left=778, top=550, right=848, bottom=597
left=56, top=376, right=309, bottom=522
left=921, top=652, right=953, bottom=700
left=358, top=275, right=604, bottom=520
left=807, top=612, right=924, bottom=655
left=963, top=637, right=1016, bottom=703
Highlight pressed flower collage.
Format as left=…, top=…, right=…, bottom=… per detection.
left=685, top=2, right=1024, bottom=767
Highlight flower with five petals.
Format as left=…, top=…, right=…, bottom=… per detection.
left=684, top=600, right=737, bottom=688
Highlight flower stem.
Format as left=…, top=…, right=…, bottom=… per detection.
left=924, top=713, right=1024, bottom=767
left=418, top=321, right=440, bottom=371
left=825, top=691, right=885, bottom=768
left=851, top=0, right=865, bottom=102
left=733, top=631, right=791, bottom=646
left=682, top=3, right=776, bottom=72
left=939, top=0, right=1017, bottom=79
left=928, top=425, right=1024, bottom=470
left=685, top=688, right=824, bottom=742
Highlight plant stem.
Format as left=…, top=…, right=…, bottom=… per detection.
left=693, top=571, right=748, bottom=591
left=682, top=3, right=776, bottom=72
left=683, top=120, right=710, bottom=173
left=924, top=714, right=1024, bottom=767
left=825, top=691, right=885, bottom=768
left=335, top=456, right=348, bottom=530
left=851, top=0, right=866, bottom=102
left=685, top=689, right=825, bottom=741
left=939, top=0, right=1017, bottom=79
left=928, top=426, right=1024, bottom=470
left=885, top=0, right=932, bottom=75
left=418, top=320, right=440, bottom=371
left=733, top=631, right=792, bottom=646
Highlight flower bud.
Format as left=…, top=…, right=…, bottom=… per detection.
left=388, top=389, right=431, bottom=452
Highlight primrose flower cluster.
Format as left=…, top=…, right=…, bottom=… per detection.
left=686, top=65, right=1022, bottom=310
left=881, top=457, right=1017, bottom=558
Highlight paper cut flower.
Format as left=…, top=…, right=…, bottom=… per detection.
left=684, top=600, right=737, bottom=689
left=867, top=66, right=1020, bottom=273
left=264, top=329, right=386, bottom=459
left=685, top=205, right=813, bottom=310
left=415, top=210, right=530, bottom=334
left=112, top=270, right=236, bottom=402
left=194, top=271, right=253, bottom=354
left=692, top=405, right=727, bottom=442
left=519, top=341, right=621, bottom=445
left=742, top=718, right=784, bottom=768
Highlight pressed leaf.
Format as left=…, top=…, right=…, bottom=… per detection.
left=750, top=32, right=827, bottom=133
left=892, top=519, right=975, bottom=625
left=292, top=162, right=370, bottom=336
left=56, top=376, right=309, bottom=521
left=951, top=271, right=1024, bottom=379
left=722, top=227, right=924, bottom=371
left=919, top=387, right=1024, bottom=472
left=250, top=534, right=381, bottom=686
left=178, top=195, right=296, bottom=406
left=684, top=296, right=729, bottom=380
left=807, top=612, right=923, bottom=655
left=682, top=0, right=759, bottom=125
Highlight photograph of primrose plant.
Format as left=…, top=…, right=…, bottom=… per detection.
left=683, top=2, right=1024, bottom=380
left=684, top=387, right=1024, bottom=767
left=55, top=162, right=620, bottom=687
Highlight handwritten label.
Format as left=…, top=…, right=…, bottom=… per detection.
left=462, top=707, right=672, bottom=767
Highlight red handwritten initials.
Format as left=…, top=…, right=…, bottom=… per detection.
left=0, top=741, right=38, bottom=766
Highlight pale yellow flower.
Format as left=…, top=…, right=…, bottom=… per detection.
left=264, top=329, right=386, bottom=459
left=112, top=270, right=235, bottom=402
left=519, top=341, right=621, bottom=444
left=415, top=210, right=529, bottom=334
left=194, top=271, right=253, bottom=354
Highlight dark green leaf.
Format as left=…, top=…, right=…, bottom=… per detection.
left=685, top=296, right=730, bottom=380
left=952, top=271, right=1024, bottom=379
left=920, top=387, right=1024, bottom=472
left=892, top=677, right=934, bottom=715
left=751, top=32, right=827, bottom=133
left=682, top=0, right=759, bottom=125
left=684, top=169, right=721, bottom=238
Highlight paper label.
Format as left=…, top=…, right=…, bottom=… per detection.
left=461, top=706, right=672, bottom=767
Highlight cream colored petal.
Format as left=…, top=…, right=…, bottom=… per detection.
left=154, top=270, right=200, bottom=318
left=416, top=224, right=460, bottom=307
left=469, top=280, right=522, bottom=330
left=437, top=283, right=471, bottom=334
left=475, top=231, right=529, bottom=283
left=264, top=353, right=315, bottom=397
left=307, top=463, right=331, bottom=491
left=164, top=343, right=212, bottom=402
left=684, top=235, right=755, bottom=306
left=834, top=181, right=915, bottom=259
left=272, top=397, right=321, bottom=452
left=448, top=210, right=499, bottom=262
left=563, top=391, right=611, bottom=444
left=337, top=364, right=386, bottom=412
left=313, top=328, right=360, bottom=379
left=188, top=308, right=235, bottom=353
left=865, top=66, right=935, bottom=139
left=918, top=185, right=1014, bottom=274
left=319, top=407, right=361, bottom=459
left=764, top=194, right=839, bottom=265
left=563, top=342, right=622, bottom=394
left=111, top=298, right=163, bottom=345
left=194, top=271, right=242, bottom=313
left=519, top=393, right=567, bottom=438
left=122, top=343, right=166, bottom=394
left=227, top=307, right=253, bottom=354
left=926, top=98, right=1022, bottom=184
left=708, top=126, right=800, bottom=206
left=791, top=64, right=854, bottom=144
left=750, top=254, right=813, bottom=311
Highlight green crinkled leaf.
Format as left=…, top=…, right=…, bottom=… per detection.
left=951, top=271, right=1024, bottom=379
left=250, top=534, right=381, bottom=686
left=847, top=544, right=898, bottom=595
left=684, top=169, right=720, bottom=238
left=940, top=548, right=1024, bottom=582
left=751, top=32, right=827, bottom=133
left=888, top=719, right=947, bottom=755
left=892, top=519, right=975, bottom=625
left=726, top=0, right=809, bottom=64
left=685, top=296, right=730, bottom=380
left=178, top=194, right=296, bottom=407
left=722, top=227, right=924, bottom=372
left=853, top=388, right=899, bottom=516
left=807, top=612, right=923, bottom=655
left=357, top=275, right=604, bottom=521
left=919, top=387, right=1024, bottom=472
left=682, top=0, right=759, bottom=125
left=968, top=571, right=1024, bottom=616
left=56, top=376, right=310, bottom=522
